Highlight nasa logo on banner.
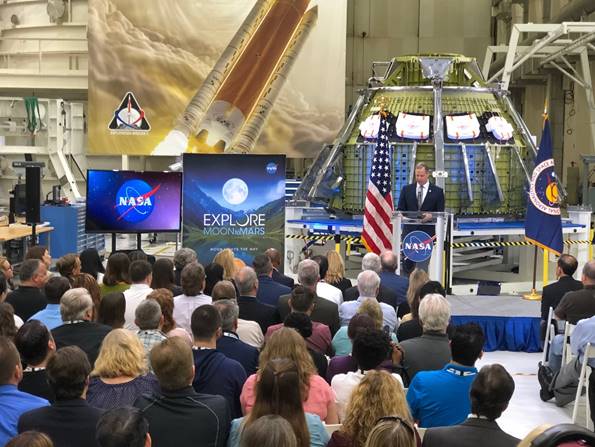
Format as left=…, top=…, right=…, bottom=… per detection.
left=402, top=230, right=433, bottom=262
left=115, top=179, right=161, bottom=223
left=528, top=158, right=560, bottom=216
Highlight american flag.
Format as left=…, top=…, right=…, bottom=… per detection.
left=362, top=113, right=393, bottom=254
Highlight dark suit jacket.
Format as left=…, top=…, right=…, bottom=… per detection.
left=343, top=283, right=398, bottom=309
left=541, top=276, right=583, bottom=321
left=51, top=321, right=111, bottom=366
left=6, top=286, right=47, bottom=322
left=422, top=417, right=519, bottom=447
left=237, top=295, right=279, bottom=334
left=399, top=332, right=451, bottom=386
left=256, top=275, right=291, bottom=307
left=18, top=399, right=103, bottom=447
left=397, top=182, right=445, bottom=237
left=278, top=292, right=340, bottom=336
left=216, top=332, right=259, bottom=376
left=379, top=271, right=409, bottom=306
left=272, top=268, right=294, bottom=289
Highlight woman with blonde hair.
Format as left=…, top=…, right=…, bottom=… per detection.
left=240, top=327, right=339, bottom=424
left=213, top=248, right=238, bottom=281
left=6, top=431, right=54, bottom=447
left=401, top=269, right=429, bottom=322
left=363, top=417, right=416, bottom=447
left=0, top=256, right=15, bottom=291
left=231, top=359, right=329, bottom=447
left=329, top=370, right=416, bottom=447
left=86, top=329, right=159, bottom=409
left=325, top=250, right=352, bottom=293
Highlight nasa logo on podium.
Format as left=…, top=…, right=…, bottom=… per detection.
left=115, top=179, right=161, bottom=223
left=402, top=230, right=433, bottom=262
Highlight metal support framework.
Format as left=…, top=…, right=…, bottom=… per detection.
left=460, top=144, right=474, bottom=203
left=483, top=22, right=595, bottom=159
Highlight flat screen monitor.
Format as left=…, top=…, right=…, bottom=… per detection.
left=85, top=170, right=182, bottom=233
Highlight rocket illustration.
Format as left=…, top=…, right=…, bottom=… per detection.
left=152, top=0, right=318, bottom=155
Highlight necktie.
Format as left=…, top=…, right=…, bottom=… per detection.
left=417, top=185, right=423, bottom=210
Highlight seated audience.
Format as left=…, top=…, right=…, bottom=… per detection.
left=79, top=248, right=105, bottom=284
left=407, top=323, right=484, bottom=428
left=0, top=303, right=19, bottom=339
left=28, top=277, right=69, bottom=330
left=235, top=267, right=279, bottom=334
left=397, top=281, right=447, bottom=342
left=146, top=288, right=176, bottom=334
left=25, top=247, right=52, bottom=270
left=14, top=321, right=55, bottom=402
left=229, top=359, right=329, bottom=447
left=127, top=251, right=148, bottom=263
left=18, top=346, right=102, bottom=447
left=97, top=292, right=125, bottom=330
left=213, top=248, right=239, bottom=282
left=6, top=431, right=53, bottom=447
left=283, top=312, right=328, bottom=378
left=327, top=314, right=377, bottom=383
left=87, top=329, right=159, bottom=409
left=173, top=262, right=211, bottom=335
left=343, top=253, right=398, bottom=309
left=332, top=298, right=397, bottom=357
left=253, top=254, right=291, bottom=307
left=241, top=327, right=339, bottom=423
left=135, top=300, right=167, bottom=370
left=265, top=247, right=294, bottom=288
left=379, top=250, right=409, bottom=311
left=51, top=288, right=111, bottom=366
left=540, top=254, right=582, bottom=324
left=329, top=370, right=414, bottom=447
left=204, top=262, right=225, bottom=296
left=423, top=363, right=518, bottom=447
left=539, top=313, right=595, bottom=406
left=173, top=247, right=197, bottom=286
left=6, top=259, right=48, bottom=322
left=150, top=258, right=183, bottom=297
left=266, top=286, right=332, bottom=355
left=546, top=260, right=595, bottom=373
left=95, top=407, right=150, bottom=447
left=212, top=280, right=264, bottom=349
left=99, top=253, right=131, bottom=297
left=325, top=250, right=352, bottom=293
left=401, top=268, right=429, bottom=323
left=339, top=270, right=397, bottom=332
left=279, top=260, right=340, bottom=335
left=135, top=337, right=230, bottom=447
left=55, top=254, right=80, bottom=285
left=191, top=304, right=246, bottom=418
left=71, top=273, right=102, bottom=321
left=0, top=256, right=16, bottom=292
left=332, top=328, right=403, bottom=420
left=0, top=337, right=48, bottom=446
left=364, top=417, right=416, bottom=447
left=213, top=299, right=259, bottom=376
left=312, top=255, right=343, bottom=306
left=123, top=261, right=153, bottom=331
left=397, top=293, right=452, bottom=384
left=240, top=415, right=297, bottom=447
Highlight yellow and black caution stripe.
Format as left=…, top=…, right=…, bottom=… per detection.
left=450, top=240, right=591, bottom=249
left=286, top=234, right=363, bottom=244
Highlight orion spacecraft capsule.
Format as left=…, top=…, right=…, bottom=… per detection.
left=152, top=0, right=317, bottom=155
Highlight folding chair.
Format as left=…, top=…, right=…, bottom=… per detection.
left=416, top=427, right=426, bottom=440
left=542, top=307, right=556, bottom=365
left=572, top=343, right=595, bottom=431
left=561, top=322, right=576, bottom=365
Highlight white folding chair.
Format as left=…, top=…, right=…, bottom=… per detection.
left=542, top=307, right=556, bottom=365
left=572, top=343, right=595, bottom=430
left=562, top=322, right=576, bottom=365
left=416, top=427, right=426, bottom=440
left=324, top=423, right=342, bottom=436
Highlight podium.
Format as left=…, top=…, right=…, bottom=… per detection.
left=393, top=211, right=450, bottom=282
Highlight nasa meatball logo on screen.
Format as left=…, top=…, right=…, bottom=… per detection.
left=108, top=92, right=151, bottom=135
left=402, top=230, right=433, bottom=262
left=266, top=162, right=278, bottom=175
left=115, top=179, right=161, bottom=223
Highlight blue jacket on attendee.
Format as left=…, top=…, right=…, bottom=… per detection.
left=28, top=304, right=63, bottom=330
left=256, top=275, right=291, bottom=307
left=192, top=348, right=247, bottom=419
left=379, top=271, right=409, bottom=306
left=0, top=385, right=48, bottom=446
left=216, top=332, right=259, bottom=376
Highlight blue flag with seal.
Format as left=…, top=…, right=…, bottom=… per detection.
left=524, top=117, right=563, bottom=256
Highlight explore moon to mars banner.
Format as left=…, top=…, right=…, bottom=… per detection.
left=182, top=154, right=285, bottom=266
left=87, top=0, right=346, bottom=157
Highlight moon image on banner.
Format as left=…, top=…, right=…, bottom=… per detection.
left=222, top=178, right=249, bottom=205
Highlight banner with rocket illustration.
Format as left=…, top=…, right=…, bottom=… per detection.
left=88, top=0, right=346, bottom=157
left=182, top=154, right=285, bottom=266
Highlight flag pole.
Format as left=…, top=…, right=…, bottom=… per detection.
left=523, top=245, right=541, bottom=300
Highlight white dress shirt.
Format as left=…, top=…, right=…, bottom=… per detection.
left=339, top=297, right=397, bottom=332
left=316, top=282, right=343, bottom=306
left=123, top=283, right=153, bottom=331
left=332, top=370, right=403, bottom=421
left=173, top=292, right=212, bottom=335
